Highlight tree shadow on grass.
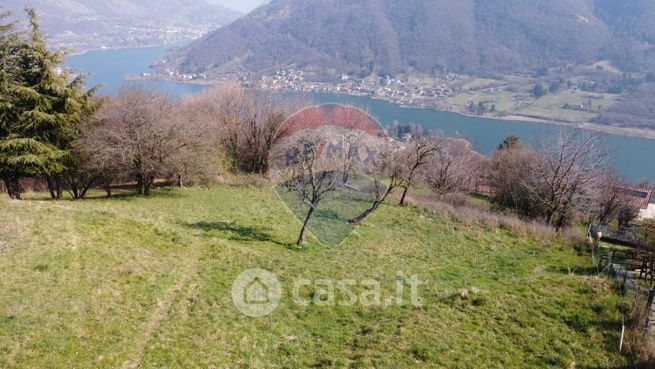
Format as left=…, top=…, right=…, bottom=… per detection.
left=185, top=221, right=293, bottom=247
left=22, top=186, right=185, bottom=202
left=96, top=187, right=185, bottom=201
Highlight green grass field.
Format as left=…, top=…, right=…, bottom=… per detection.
left=0, top=186, right=631, bottom=368
left=517, top=91, right=616, bottom=123
left=441, top=75, right=622, bottom=125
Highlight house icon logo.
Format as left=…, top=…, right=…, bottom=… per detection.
left=231, top=269, right=282, bottom=317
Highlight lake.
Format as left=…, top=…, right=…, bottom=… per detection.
left=67, top=46, right=655, bottom=182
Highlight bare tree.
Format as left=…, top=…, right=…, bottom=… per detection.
left=238, top=93, right=291, bottom=174
left=484, top=132, right=609, bottom=229
left=594, top=172, right=640, bottom=225
left=183, top=83, right=251, bottom=171
left=339, top=131, right=366, bottom=184
left=270, top=104, right=391, bottom=228
left=279, top=133, right=339, bottom=245
left=397, top=137, right=439, bottom=206
left=317, top=107, right=379, bottom=185
left=61, top=103, right=109, bottom=199
left=533, top=131, right=608, bottom=230
left=484, top=144, right=544, bottom=218
left=165, top=131, right=220, bottom=188
left=81, top=87, right=186, bottom=196
left=348, top=143, right=404, bottom=224
left=76, top=129, right=126, bottom=198
left=62, top=150, right=98, bottom=199
left=426, top=137, right=478, bottom=200
left=184, top=83, right=304, bottom=174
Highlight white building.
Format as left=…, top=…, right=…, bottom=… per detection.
left=617, top=185, right=654, bottom=221
left=639, top=203, right=655, bottom=221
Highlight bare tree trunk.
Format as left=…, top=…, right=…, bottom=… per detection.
left=297, top=205, right=316, bottom=245
left=555, top=194, right=575, bottom=232
left=46, top=176, right=56, bottom=199
left=101, top=176, right=113, bottom=197
left=350, top=204, right=379, bottom=224
left=79, top=177, right=97, bottom=199
left=555, top=217, right=565, bottom=233
left=399, top=185, right=410, bottom=206
left=143, top=176, right=155, bottom=196
left=4, top=175, right=22, bottom=200
left=136, top=173, right=145, bottom=195
left=350, top=186, right=393, bottom=224
left=69, top=184, right=80, bottom=200
left=55, top=175, right=63, bottom=200
left=545, top=209, right=555, bottom=225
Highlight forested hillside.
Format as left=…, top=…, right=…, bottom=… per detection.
left=3, top=0, right=242, bottom=50
left=167, top=0, right=655, bottom=75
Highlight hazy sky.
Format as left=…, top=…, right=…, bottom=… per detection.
left=208, top=0, right=266, bottom=13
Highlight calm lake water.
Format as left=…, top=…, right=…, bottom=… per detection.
left=67, top=46, right=655, bottom=182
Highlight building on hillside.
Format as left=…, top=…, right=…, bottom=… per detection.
left=472, top=181, right=496, bottom=197
left=618, top=186, right=655, bottom=221
left=640, top=202, right=655, bottom=221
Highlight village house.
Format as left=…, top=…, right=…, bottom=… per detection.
left=620, top=186, right=655, bottom=221
left=641, top=203, right=655, bottom=221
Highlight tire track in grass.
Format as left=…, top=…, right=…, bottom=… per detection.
left=122, top=257, right=199, bottom=369
left=6, top=335, right=33, bottom=367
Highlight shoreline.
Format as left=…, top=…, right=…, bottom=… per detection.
left=317, top=91, right=655, bottom=140
left=125, top=75, right=655, bottom=140
left=67, top=41, right=191, bottom=58
left=67, top=44, right=167, bottom=57
left=467, top=113, right=655, bottom=140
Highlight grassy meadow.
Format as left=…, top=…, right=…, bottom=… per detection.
left=0, top=186, right=631, bottom=368
left=442, top=75, right=620, bottom=124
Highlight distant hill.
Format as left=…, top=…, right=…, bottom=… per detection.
left=204, top=0, right=269, bottom=13
left=4, top=0, right=243, bottom=51
left=166, top=0, right=655, bottom=76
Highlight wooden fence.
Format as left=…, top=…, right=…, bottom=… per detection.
left=595, top=247, right=655, bottom=287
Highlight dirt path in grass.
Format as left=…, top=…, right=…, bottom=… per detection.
left=122, top=259, right=199, bottom=369
left=7, top=335, right=33, bottom=367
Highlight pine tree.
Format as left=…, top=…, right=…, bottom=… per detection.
left=497, top=134, right=523, bottom=151
left=0, top=7, right=24, bottom=199
left=0, top=8, right=96, bottom=199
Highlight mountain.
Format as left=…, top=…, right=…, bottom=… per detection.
left=203, top=0, right=269, bottom=13
left=5, top=0, right=243, bottom=51
left=167, top=0, right=655, bottom=76
left=593, top=0, right=655, bottom=71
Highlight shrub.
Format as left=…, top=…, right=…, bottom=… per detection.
left=625, top=289, right=655, bottom=367
left=639, top=220, right=655, bottom=250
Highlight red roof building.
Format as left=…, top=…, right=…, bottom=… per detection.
left=618, top=186, right=653, bottom=210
